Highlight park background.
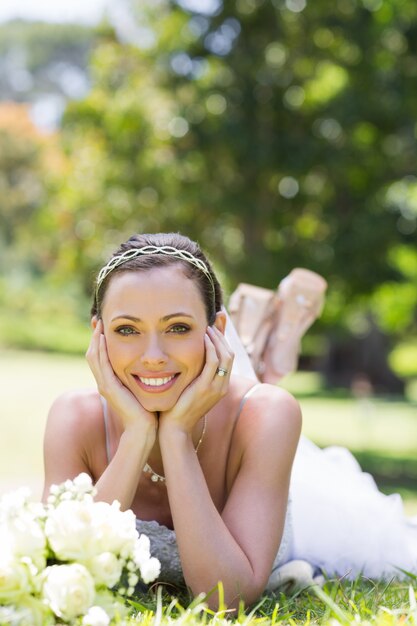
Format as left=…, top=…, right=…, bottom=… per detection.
left=0, top=0, right=417, bottom=510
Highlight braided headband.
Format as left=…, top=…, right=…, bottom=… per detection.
left=95, top=245, right=216, bottom=297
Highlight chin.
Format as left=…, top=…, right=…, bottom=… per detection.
left=138, top=394, right=178, bottom=413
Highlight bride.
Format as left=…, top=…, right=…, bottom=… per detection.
left=42, top=232, right=417, bottom=609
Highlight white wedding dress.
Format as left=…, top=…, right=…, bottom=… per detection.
left=225, top=312, right=417, bottom=582
left=290, top=435, right=417, bottom=579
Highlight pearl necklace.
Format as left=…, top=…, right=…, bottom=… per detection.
left=143, top=415, right=207, bottom=484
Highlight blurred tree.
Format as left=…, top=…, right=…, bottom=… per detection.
left=0, top=21, right=94, bottom=102
left=15, top=1, right=417, bottom=386
left=0, top=103, right=46, bottom=267
left=0, top=101, right=70, bottom=291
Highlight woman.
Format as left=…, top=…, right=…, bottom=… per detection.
left=43, top=232, right=301, bottom=609
left=43, top=232, right=417, bottom=607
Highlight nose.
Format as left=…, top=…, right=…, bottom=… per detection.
left=140, top=334, right=168, bottom=367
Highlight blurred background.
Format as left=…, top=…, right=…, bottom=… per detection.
left=1, top=0, right=416, bottom=506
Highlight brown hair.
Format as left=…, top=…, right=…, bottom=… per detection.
left=92, top=233, right=223, bottom=324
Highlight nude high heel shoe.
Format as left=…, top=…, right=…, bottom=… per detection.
left=228, top=283, right=276, bottom=376
left=261, top=269, right=327, bottom=383
left=228, top=270, right=327, bottom=383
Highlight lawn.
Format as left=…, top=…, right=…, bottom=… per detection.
left=0, top=349, right=94, bottom=497
left=1, top=350, right=417, bottom=624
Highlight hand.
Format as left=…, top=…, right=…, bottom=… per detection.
left=86, top=320, right=158, bottom=438
left=159, top=325, right=234, bottom=436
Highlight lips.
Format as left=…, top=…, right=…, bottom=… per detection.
left=132, top=373, right=179, bottom=393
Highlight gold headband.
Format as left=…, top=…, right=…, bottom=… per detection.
left=95, top=245, right=216, bottom=298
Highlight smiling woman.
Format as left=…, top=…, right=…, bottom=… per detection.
left=42, top=232, right=417, bottom=610
left=99, top=267, right=209, bottom=413
left=43, top=232, right=299, bottom=608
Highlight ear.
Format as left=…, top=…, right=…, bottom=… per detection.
left=213, top=310, right=227, bottom=335
left=91, top=315, right=98, bottom=330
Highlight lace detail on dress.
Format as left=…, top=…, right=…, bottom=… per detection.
left=135, top=519, right=185, bottom=587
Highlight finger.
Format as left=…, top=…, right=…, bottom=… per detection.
left=207, top=327, right=234, bottom=379
left=86, top=321, right=104, bottom=377
left=98, top=331, right=119, bottom=386
left=210, top=325, right=234, bottom=360
left=202, top=331, right=221, bottom=377
left=86, top=319, right=101, bottom=356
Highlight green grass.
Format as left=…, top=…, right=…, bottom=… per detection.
left=0, top=349, right=95, bottom=497
left=1, top=351, right=417, bottom=623
left=112, top=577, right=417, bottom=625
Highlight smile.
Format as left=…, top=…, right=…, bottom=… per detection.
left=132, top=373, right=179, bottom=393
left=139, top=375, right=175, bottom=387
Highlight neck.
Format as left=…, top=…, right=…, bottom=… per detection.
left=147, top=414, right=207, bottom=467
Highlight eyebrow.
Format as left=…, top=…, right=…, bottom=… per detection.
left=111, top=313, right=195, bottom=323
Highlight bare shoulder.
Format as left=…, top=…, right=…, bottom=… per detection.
left=43, top=388, right=105, bottom=498
left=46, top=388, right=103, bottom=437
left=231, top=379, right=302, bottom=448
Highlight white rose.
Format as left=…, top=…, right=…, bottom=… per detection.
left=0, top=551, right=30, bottom=601
left=45, top=500, right=97, bottom=560
left=86, top=552, right=123, bottom=588
left=133, top=534, right=151, bottom=567
left=45, top=500, right=138, bottom=562
left=131, top=533, right=160, bottom=582
left=42, top=563, right=95, bottom=621
left=4, top=514, right=46, bottom=570
left=139, top=557, right=161, bottom=584
left=0, top=487, right=31, bottom=515
left=91, top=502, right=138, bottom=557
left=82, top=605, right=111, bottom=626
left=73, top=472, right=94, bottom=491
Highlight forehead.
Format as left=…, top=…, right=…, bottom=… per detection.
left=101, top=266, right=207, bottom=319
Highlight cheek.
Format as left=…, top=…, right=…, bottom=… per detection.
left=185, top=334, right=206, bottom=375
left=105, top=335, right=134, bottom=370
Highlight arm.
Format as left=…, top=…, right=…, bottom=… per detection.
left=43, top=321, right=157, bottom=509
left=42, top=391, right=155, bottom=509
left=160, top=385, right=301, bottom=609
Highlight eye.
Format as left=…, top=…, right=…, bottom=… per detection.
left=115, top=326, right=138, bottom=336
left=167, top=324, right=190, bottom=334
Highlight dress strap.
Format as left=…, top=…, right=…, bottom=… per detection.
left=236, top=382, right=263, bottom=419
left=100, top=396, right=112, bottom=464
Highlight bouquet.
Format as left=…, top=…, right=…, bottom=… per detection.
left=0, top=474, right=161, bottom=625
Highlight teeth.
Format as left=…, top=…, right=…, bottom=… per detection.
left=138, top=375, right=175, bottom=387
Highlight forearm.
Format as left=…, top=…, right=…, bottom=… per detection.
left=94, top=425, right=155, bottom=510
left=160, top=429, right=266, bottom=608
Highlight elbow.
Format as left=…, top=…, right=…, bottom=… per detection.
left=191, top=572, right=268, bottom=612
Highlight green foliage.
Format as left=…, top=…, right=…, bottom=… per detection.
left=389, top=340, right=417, bottom=378
left=0, top=276, right=90, bottom=354
left=39, top=0, right=417, bottom=337
left=0, top=124, right=44, bottom=257
left=1, top=2, right=417, bottom=354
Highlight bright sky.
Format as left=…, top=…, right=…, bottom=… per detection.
left=0, top=0, right=110, bottom=24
